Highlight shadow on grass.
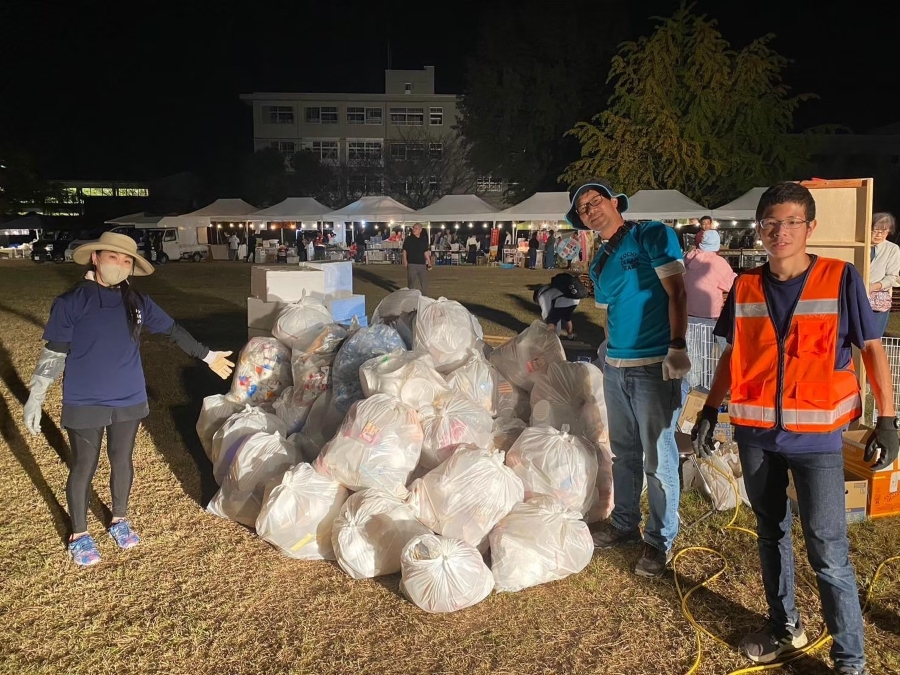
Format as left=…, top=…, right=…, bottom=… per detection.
left=353, top=267, right=401, bottom=294
left=502, top=293, right=606, bottom=347
left=461, top=302, right=531, bottom=335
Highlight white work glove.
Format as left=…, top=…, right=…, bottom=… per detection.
left=23, top=347, right=67, bottom=435
left=662, top=348, right=691, bottom=381
left=203, top=350, right=235, bottom=380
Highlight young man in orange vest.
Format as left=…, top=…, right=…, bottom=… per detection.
left=693, top=182, right=898, bottom=675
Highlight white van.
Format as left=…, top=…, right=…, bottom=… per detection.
left=135, top=217, right=209, bottom=264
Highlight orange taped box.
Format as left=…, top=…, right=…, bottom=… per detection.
left=842, top=429, right=900, bottom=519
left=677, top=389, right=732, bottom=444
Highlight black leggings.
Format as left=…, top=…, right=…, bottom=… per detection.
left=65, top=420, right=141, bottom=533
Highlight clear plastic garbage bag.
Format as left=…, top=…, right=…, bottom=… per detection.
left=197, top=394, right=242, bottom=459
left=331, top=488, right=432, bottom=579
left=314, top=393, right=423, bottom=495
left=505, top=424, right=598, bottom=516
left=332, top=325, right=407, bottom=411
left=210, top=405, right=288, bottom=485
left=359, top=349, right=450, bottom=410
left=489, top=417, right=527, bottom=453
left=444, top=348, right=497, bottom=415
left=489, top=495, right=593, bottom=592
left=294, top=389, right=346, bottom=463
left=227, top=337, right=292, bottom=406
left=418, top=394, right=494, bottom=471
left=400, top=533, right=494, bottom=614
left=530, top=361, right=608, bottom=448
left=255, top=462, right=350, bottom=560
left=414, top=296, right=484, bottom=374
left=489, top=321, right=566, bottom=392
left=406, top=444, right=523, bottom=552
left=271, top=297, right=333, bottom=351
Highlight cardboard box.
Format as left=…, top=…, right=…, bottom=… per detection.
left=842, top=429, right=900, bottom=475
left=247, top=297, right=286, bottom=331
left=303, top=261, right=353, bottom=295
left=787, top=470, right=868, bottom=524
left=678, top=389, right=733, bottom=444
left=326, top=294, right=365, bottom=323
left=250, top=265, right=326, bottom=302
left=841, top=429, right=900, bottom=518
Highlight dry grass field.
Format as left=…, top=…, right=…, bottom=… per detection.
left=0, top=259, right=897, bottom=675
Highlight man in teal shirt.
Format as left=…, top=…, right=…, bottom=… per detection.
left=566, top=178, right=691, bottom=577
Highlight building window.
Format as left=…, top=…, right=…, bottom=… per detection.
left=366, top=108, right=383, bottom=125
left=321, top=106, right=339, bottom=124
left=389, top=107, right=424, bottom=126
left=405, top=83, right=412, bottom=93
left=429, top=142, right=443, bottom=159
left=81, top=187, right=114, bottom=197
left=305, top=107, right=321, bottom=123
left=476, top=176, right=504, bottom=193
left=347, top=107, right=365, bottom=124
left=304, top=140, right=339, bottom=161
left=116, top=188, right=149, bottom=197
left=407, top=142, right=426, bottom=159
left=390, top=142, right=407, bottom=161
left=262, top=105, right=294, bottom=124
left=269, top=141, right=296, bottom=157
left=348, top=140, right=383, bottom=161
left=430, top=107, right=443, bottom=126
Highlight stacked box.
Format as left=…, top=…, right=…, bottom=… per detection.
left=325, top=294, right=366, bottom=323
left=677, top=389, right=733, bottom=444
left=304, top=261, right=353, bottom=296
left=251, top=266, right=327, bottom=302
left=842, top=429, right=900, bottom=518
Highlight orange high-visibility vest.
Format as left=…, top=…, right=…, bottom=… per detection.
left=729, top=257, right=861, bottom=433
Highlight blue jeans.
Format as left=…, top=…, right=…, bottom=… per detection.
left=873, top=310, right=890, bottom=337
left=738, top=445, right=865, bottom=671
left=604, top=362, right=682, bottom=552
left=528, top=249, right=537, bottom=269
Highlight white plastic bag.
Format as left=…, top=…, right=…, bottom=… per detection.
left=406, top=445, right=524, bottom=552
left=290, top=322, right=347, bottom=395
left=272, top=386, right=310, bottom=435
left=295, top=389, right=346, bottom=463
left=489, top=417, right=527, bottom=453
left=197, top=394, right=242, bottom=459
left=682, top=452, right=749, bottom=511
left=584, top=439, right=615, bottom=523
left=489, top=495, right=594, bottom=592
left=400, top=534, right=494, bottom=614
left=359, top=349, right=450, bottom=410
left=314, top=393, right=423, bottom=495
left=494, top=373, right=531, bottom=421
left=530, top=362, right=608, bottom=447
left=207, top=431, right=300, bottom=527
left=372, top=288, right=422, bottom=321
left=444, top=349, right=497, bottom=415
left=272, top=298, right=333, bottom=351
left=331, top=489, right=432, bottom=579
left=418, top=394, right=494, bottom=471
left=505, top=424, right=598, bottom=516
left=226, top=337, right=292, bottom=405
left=414, top=296, right=484, bottom=374
left=489, top=321, right=566, bottom=392
left=210, top=406, right=288, bottom=484
left=332, top=325, right=407, bottom=411
left=255, top=462, right=350, bottom=560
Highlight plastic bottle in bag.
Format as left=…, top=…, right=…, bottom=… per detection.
left=489, top=495, right=594, bottom=592
left=226, top=337, right=293, bottom=406
left=272, top=298, right=333, bottom=351
left=494, top=373, right=531, bottom=421
left=359, top=349, right=451, bottom=410
left=444, top=349, right=498, bottom=415
left=332, top=325, right=407, bottom=411
left=489, top=321, right=566, bottom=392
left=530, top=361, right=608, bottom=447
left=331, top=488, right=432, bottom=579
left=418, top=394, right=494, bottom=470
left=210, top=406, right=288, bottom=485
left=414, top=296, right=484, bottom=374
left=256, top=462, right=350, bottom=560
left=400, top=534, right=494, bottom=613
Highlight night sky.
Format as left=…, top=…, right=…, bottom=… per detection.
left=2, top=0, right=896, bottom=182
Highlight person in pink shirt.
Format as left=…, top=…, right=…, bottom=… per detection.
left=684, top=235, right=736, bottom=319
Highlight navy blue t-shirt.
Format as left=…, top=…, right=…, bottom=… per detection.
left=714, top=257, right=879, bottom=453
left=43, top=281, right=176, bottom=407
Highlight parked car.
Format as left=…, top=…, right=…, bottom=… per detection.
left=64, top=226, right=137, bottom=262
left=135, top=223, right=208, bottom=264
left=31, top=230, right=79, bottom=263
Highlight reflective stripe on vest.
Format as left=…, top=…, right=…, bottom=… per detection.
left=729, top=257, right=861, bottom=433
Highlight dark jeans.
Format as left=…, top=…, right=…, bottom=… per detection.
left=528, top=249, right=537, bottom=269
left=65, top=419, right=141, bottom=533
left=406, top=263, right=428, bottom=296
left=873, top=310, right=890, bottom=337
left=738, top=445, right=865, bottom=671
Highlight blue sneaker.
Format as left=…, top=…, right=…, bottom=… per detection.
left=68, top=535, right=101, bottom=567
left=108, top=520, right=140, bottom=550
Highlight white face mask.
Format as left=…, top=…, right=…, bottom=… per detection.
left=97, top=262, right=130, bottom=286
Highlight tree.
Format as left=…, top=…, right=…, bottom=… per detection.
left=0, top=141, right=64, bottom=217
left=383, top=129, right=476, bottom=209
left=239, top=147, right=290, bottom=207
left=458, top=0, right=629, bottom=200
left=561, top=3, right=813, bottom=206
left=289, top=150, right=335, bottom=201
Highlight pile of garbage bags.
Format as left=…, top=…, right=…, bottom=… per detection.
left=199, top=290, right=614, bottom=614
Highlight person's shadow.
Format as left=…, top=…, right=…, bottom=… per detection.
left=0, top=305, right=111, bottom=543
left=353, top=267, right=400, bottom=294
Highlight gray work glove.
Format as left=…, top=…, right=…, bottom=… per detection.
left=690, top=405, right=720, bottom=459
left=23, top=348, right=67, bottom=436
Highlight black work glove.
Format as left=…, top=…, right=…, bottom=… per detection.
left=691, top=405, right=720, bottom=459
left=864, top=416, right=900, bottom=470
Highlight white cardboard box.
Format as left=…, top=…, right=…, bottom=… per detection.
left=303, top=261, right=353, bottom=295
left=247, top=297, right=287, bottom=331
left=251, top=265, right=327, bottom=303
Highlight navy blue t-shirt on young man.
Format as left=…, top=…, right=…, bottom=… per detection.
left=43, top=281, right=176, bottom=408
left=714, top=256, right=880, bottom=453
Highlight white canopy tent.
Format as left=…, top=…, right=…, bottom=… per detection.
left=711, top=187, right=768, bottom=221
left=250, top=197, right=332, bottom=223
left=412, top=195, right=499, bottom=223
left=499, top=192, right=571, bottom=223
left=183, top=199, right=259, bottom=223
left=104, top=212, right=165, bottom=227
left=625, top=189, right=708, bottom=221
left=325, top=195, right=415, bottom=222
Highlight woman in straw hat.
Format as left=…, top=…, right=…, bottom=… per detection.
left=22, top=232, right=235, bottom=567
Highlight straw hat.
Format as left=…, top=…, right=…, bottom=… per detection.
left=73, top=231, right=154, bottom=276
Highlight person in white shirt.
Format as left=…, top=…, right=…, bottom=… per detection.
left=868, top=212, right=900, bottom=336
left=228, top=233, right=240, bottom=261
left=466, top=233, right=478, bottom=264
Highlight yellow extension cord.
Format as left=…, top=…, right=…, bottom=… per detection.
left=672, top=459, right=900, bottom=675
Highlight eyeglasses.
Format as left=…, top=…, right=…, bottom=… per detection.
left=757, top=218, right=809, bottom=231
left=575, top=195, right=605, bottom=217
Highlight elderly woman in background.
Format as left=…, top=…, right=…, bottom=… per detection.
left=868, top=212, right=900, bottom=337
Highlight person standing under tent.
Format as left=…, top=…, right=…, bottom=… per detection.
left=22, top=233, right=234, bottom=566
left=693, top=183, right=897, bottom=675
left=466, top=232, right=478, bottom=264
left=402, top=223, right=432, bottom=295
left=543, top=229, right=557, bottom=269
left=528, top=232, right=539, bottom=270
left=566, top=177, right=690, bottom=578
left=868, top=212, right=899, bottom=337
